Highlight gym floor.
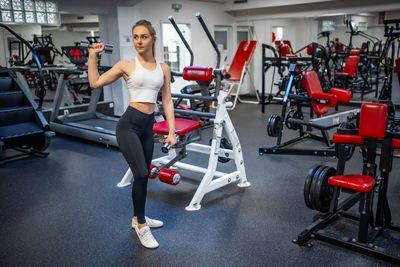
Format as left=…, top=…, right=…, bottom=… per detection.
left=1, top=102, right=400, bottom=267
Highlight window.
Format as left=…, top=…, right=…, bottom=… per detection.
left=272, top=26, right=285, bottom=41
left=162, top=22, right=191, bottom=72
left=0, top=0, right=59, bottom=25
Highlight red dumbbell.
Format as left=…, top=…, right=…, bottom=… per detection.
left=158, top=168, right=181, bottom=185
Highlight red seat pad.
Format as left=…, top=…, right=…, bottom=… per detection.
left=392, top=139, right=400, bottom=149
left=349, top=49, right=360, bottom=56
left=307, top=44, right=313, bottom=56
left=283, top=40, right=293, bottom=52
left=280, top=44, right=292, bottom=57
left=328, top=174, right=375, bottom=192
left=153, top=118, right=202, bottom=136
left=330, top=88, right=352, bottom=103
left=302, top=70, right=329, bottom=116
left=359, top=103, right=388, bottom=139
left=333, top=133, right=364, bottom=145
left=285, top=54, right=297, bottom=58
left=182, top=66, right=213, bottom=82
left=342, top=56, right=360, bottom=77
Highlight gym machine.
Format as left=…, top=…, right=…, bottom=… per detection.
left=49, top=42, right=117, bottom=147
left=294, top=102, right=400, bottom=265
left=259, top=62, right=357, bottom=157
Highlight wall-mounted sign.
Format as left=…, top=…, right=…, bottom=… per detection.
left=172, top=3, right=182, bottom=13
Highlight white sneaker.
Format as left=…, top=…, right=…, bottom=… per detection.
left=132, top=216, right=164, bottom=229
left=135, top=226, right=159, bottom=249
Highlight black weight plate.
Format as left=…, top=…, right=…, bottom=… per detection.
left=314, top=167, right=336, bottom=212
left=304, top=165, right=322, bottom=210
left=272, top=115, right=281, bottom=137
left=286, top=110, right=295, bottom=130
left=267, top=115, right=275, bottom=137
left=309, top=166, right=328, bottom=211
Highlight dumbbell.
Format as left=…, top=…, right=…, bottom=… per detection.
left=80, top=40, right=113, bottom=54
left=148, top=164, right=181, bottom=185
left=161, top=134, right=179, bottom=153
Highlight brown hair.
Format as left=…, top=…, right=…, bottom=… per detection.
left=132, top=19, right=156, bottom=57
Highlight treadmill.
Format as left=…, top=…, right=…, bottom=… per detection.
left=49, top=66, right=119, bottom=147
left=48, top=46, right=119, bottom=147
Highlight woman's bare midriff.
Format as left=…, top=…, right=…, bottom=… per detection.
left=129, top=102, right=155, bottom=114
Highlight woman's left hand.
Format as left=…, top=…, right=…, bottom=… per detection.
left=166, top=133, right=177, bottom=147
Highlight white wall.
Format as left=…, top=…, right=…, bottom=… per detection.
left=99, top=6, right=124, bottom=115
left=0, top=25, right=42, bottom=66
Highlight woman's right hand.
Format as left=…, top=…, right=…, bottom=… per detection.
left=89, top=43, right=105, bottom=55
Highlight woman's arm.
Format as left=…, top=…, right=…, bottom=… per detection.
left=161, top=63, right=177, bottom=147
left=88, top=43, right=125, bottom=89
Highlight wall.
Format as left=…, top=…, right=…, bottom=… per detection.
left=99, top=6, right=124, bottom=115
left=239, top=17, right=318, bottom=95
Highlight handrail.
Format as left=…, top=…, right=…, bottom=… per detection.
left=0, top=23, right=46, bottom=109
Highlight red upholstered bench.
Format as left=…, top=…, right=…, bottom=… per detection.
left=153, top=118, right=202, bottom=136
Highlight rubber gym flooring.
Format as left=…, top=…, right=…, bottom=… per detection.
left=1, top=101, right=400, bottom=267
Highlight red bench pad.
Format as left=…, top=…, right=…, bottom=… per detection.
left=183, top=66, right=213, bottom=82
left=392, top=139, right=400, bottom=149
left=302, top=70, right=333, bottom=116
left=350, top=49, right=360, bottom=56
left=359, top=103, right=387, bottom=139
left=333, top=133, right=364, bottom=145
left=153, top=118, right=202, bottom=136
left=330, top=88, right=352, bottom=103
left=311, top=92, right=337, bottom=107
left=328, top=174, right=375, bottom=192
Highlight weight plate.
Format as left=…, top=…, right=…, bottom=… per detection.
left=272, top=115, right=281, bottom=137
left=304, top=165, right=322, bottom=210
left=309, top=166, right=328, bottom=211
left=313, top=167, right=336, bottom=212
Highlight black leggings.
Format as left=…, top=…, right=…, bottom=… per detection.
left=116, top=106, right=154, bottom=224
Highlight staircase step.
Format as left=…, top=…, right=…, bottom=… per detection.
left=0, top=91, right=24, bottom=108
left=0, top=106, right=34, bottom=126
left=0, top=121, right=43, bottom=140
left=0, top=76, right=13, bottom=92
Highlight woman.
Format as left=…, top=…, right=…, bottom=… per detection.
left=88, top=20, right=177, bottom=249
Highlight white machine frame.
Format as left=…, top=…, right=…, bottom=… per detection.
left=228, top=63, right=260, bottom=110
left=117, top=87, right=251, bottom=211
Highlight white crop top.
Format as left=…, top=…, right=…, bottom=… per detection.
left=126, top=56, right=164, bottom=103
